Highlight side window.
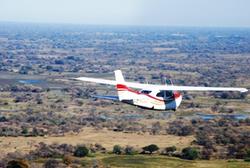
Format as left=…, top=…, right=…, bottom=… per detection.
left=165, top=91, right=173, bottom=98
left=141, top=90, right=152, bottom=94
left=156, top=91, right=165, bottom=97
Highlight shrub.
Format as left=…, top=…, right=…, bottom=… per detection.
left=151, top=121, right=162, bottom=135
left=165, top=146, right=177, bottom=153
left=201, top=148, right=213, bottom=160
left=63, top=155, right=73, bottom=165
left=245, top=158, right=250, bottom=162
left=44, top=159, right=59, bottom=168
left=74, top=145, right=89, bottom=157
left=142, top=144, right=159, bottom=154
left=247, top=149, right=250, bottom=158
left=124, top=146, right=137, bottom=155
left=181, top=147, right=199, bottom=160
left=0, top=116, right=8, bottom=122
left=28, top=142, right=62, bottom=158
left=244, top=149, right=250, bottom=161
left=113, top=145, right=122, bottom=155
left=21, top=127, right=28, bottom=135
left=162, top=146, right=177, bottom=156
left=7, top=160, right=29, bottom=168
left=90, top=143, right=106, bottom=153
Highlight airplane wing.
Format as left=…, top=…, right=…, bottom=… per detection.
left=76, top=77, right=116, bottom=85
left=75, top=76, right=248, bottom=93
left=92, top=95, right=119, bottom=101
left=125, top=82, right=248, bottom=93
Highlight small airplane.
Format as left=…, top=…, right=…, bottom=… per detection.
left=75, top=70, right=248, bottom=111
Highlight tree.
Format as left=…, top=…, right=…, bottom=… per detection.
left=113, top=145, right=122, bottom=155
left=142, top=144, right=159, bottom=154
left=74, top=145, right=89, bottom=157
left=181, top=147, right=199, bottom=160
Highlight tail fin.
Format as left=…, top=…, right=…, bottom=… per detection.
left=114, top=70, right=133, bottom=101
left=114, top=70, right=125, bottom=83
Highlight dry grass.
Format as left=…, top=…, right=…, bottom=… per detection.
left=0, top=127, right=194, bottom=157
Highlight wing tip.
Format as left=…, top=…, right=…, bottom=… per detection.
left=240, top=88, right=248, bottom=93
left=74, top=77, right=82, bottom=81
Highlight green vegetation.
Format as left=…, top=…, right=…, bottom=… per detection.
left=124, top=146, right=137, bottom=155
left=74, top=145, right=89, bottom=157
left=102, top=155, right=186, bottom=168
left=113, top=145, right=122, bottom=155
left=181, top=147, right=199, bottom=160
left=142, top=144, right=159, bottom=154
left=4, top=154, right=250, bottom=168
left=101, top=155, right=250, bottom=168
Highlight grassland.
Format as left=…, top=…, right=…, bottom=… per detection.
left=100, top=155, right=250, bottom=168
left=0, top=127, right=194, bottom=156
left=33, top=154, right=250, bottom=168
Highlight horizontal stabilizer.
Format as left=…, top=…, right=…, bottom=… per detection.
left=92, top=95, right=119, bottom=101
left=75, top=77, right=116, bottom=85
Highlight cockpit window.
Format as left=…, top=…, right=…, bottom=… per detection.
left=156, top=91, right=165, bottom=97
left=165, top=91, right=174, bottom=97
left=140, top=90, right=152, bottom=94
left=156, top=90, right=174, bottom=98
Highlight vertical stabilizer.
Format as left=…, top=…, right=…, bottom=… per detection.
left=114, top=70, right=125, bottom=83
left=114, top=70, right=134, bottom=101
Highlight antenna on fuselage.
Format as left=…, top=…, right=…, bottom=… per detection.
left=166, top=79, right=173, bottom=86
left=161, top=76, right=173, bottom=86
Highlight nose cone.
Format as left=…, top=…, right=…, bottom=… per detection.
left=175, top=94, right=182, bottom=109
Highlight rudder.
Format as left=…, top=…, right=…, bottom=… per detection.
left=114, top=70, right=134, bottom=101
left=114, top=70, right=125, bottom=83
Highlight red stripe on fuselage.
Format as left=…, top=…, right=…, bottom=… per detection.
left=116, top=84, right=181, bottom=102
left=116, top=84, right=129, bottom=90
left=117, top=84, right=140, bottom=94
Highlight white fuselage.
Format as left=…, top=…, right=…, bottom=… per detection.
left=117, top=84, right=182, bottom=110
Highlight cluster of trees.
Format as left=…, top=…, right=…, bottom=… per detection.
left=112, top=144, right=159, bottom=155
left=1, top=142, right=205, bottom=167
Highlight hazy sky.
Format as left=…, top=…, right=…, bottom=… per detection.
left=0, top=0, right=250, bottom=27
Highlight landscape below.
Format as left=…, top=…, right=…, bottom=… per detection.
left=0, top=22, right=250, bottom=167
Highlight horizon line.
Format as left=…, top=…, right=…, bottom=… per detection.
left=1, top=20, right=250, bottom=29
